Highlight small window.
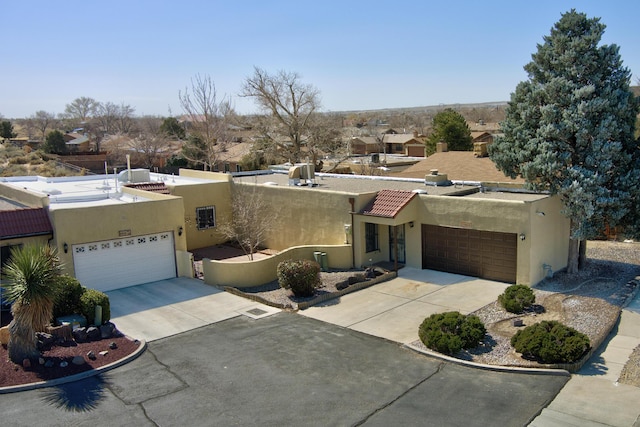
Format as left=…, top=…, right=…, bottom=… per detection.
left=365, top=223, right=379, bottom=253
left=236, top=164, right=242, bottom=172
left=196, top=206, right=216, bottom=230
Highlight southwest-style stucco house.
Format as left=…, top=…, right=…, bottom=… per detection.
left=0, top=164, right=570, bottom=293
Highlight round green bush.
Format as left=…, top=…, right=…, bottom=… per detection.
left=418, top=311, right=487, bottom=355
left=277, top=259, right=321, bottom=297
left=511, top=320, right=590, bottom=364
left=79, top=288, right=111, bottom=325
left=498, top=284, right=535, bottom=314
left=52, top=275, right=85, bottom=320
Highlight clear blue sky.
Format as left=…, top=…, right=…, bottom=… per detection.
left=2, top=1, right=639, bottom=119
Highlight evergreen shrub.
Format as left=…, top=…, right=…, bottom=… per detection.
left=498, top=284, right=535, bottom=314
left=52, top=275, right=85, bottom=319
left=79, top=288, right=111, bottom=325
left=511, top=320, right=590, bottom=364
left=418, top=311, right=486, bottom=355
left=277, top=259, right=321, bottom=297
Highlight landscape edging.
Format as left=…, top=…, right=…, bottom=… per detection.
left=0, top=337, right=147, bottom=394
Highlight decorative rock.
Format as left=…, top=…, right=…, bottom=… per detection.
left=60, top=361, right=68, bottom=368
left=109, top=341, right=118, bottom=350
left=36, top=332, right=56, bottom=350
left=46, top=323, right=73, bottom=342
left=0, top=326, right=9, bottom=346
left=22, top=358, right=31, bottom=369
left=100, top=323, right=114, bottom=339
left=99, top=350, right=109, bottom=357
left=73, top=327, right=88, bottom=343
left=86, top=326, right=101, bottom=341
left=72, top=356, right=86, bottom=365
left=45, top=360, right=54, bottom=368
left=87, top=351, right=96, bottom=360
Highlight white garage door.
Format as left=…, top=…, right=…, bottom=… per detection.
left=73, top=232, right=177, bottom=292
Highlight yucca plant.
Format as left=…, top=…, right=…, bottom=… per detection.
left=2, top=245, right=61, bottom=364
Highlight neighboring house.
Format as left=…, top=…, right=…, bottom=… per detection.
left=211, top=141, right=253, bottom=173
left=350, top=133, right=425, bottom=157
left=391, top=150, right=525, bottom=185
left=471, top=131, right=494, bottom=144
left=64, top=132, right=91, bottom=152
left=0, top=163, right=570, bottom=291
left=350, top=137, right=381, bottom=155
left=0, top=202, right=53, bottom=269
left=382, top=134, right=425, bottom=157
left=0, top=169, right=233, bottom=292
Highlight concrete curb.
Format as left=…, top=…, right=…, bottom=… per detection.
left=403, top=342, right=571, bottom=376
left=0, top=337, right=147, bottom=394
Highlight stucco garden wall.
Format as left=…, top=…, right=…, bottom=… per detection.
left=202, top=244, right=352, bottom=288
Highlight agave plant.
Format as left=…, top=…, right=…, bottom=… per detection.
left=2, top=244, right=61, bottom=364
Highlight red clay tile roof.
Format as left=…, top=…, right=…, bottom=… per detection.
left=124, top=183, right=171, bottom=194
left=0, top=208, right=53, bottom=240
left=360, top=190, right=417, bottom=218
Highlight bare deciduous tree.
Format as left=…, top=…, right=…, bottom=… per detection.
left=130, top=116, right=170, bottom=169
left=217, top=183, right=276, bottom=260
left=240, top=67, right=321, bottom=163
left=179, top=74, right=234, bottom=170
left=30, top=111, right=58, bottom=141
left=64, top=97, right=99, bottom=125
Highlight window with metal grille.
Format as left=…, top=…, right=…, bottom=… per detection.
left=196, top=206, right=216, bottom=230
left=365, top=222, right=379, bottom=253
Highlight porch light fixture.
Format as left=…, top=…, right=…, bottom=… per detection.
left=536, top=210, right=546, bottom=217
left=519, top=233, right=526, bottom=241
left=409, top=221, right=415, bottom=228
left=178, top=226, right=184, bottom=236
left=63, top=242, right=68, bottom=253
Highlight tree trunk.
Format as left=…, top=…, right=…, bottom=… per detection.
left=7, top=319, right=39, bottom=364
left=578, top=239, right=587, bottom=269
left=567, top=238, right=580, bottom=274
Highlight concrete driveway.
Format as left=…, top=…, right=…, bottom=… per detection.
left=107, top=277, right=280, bottom=342
left=299, top=267, right=509, bottom=344
left=0, top=313, right=567, bottom=426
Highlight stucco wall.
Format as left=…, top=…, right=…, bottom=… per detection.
left=168, top=179, right=232, bottom=251
left=526, top=196, right=570, bottom=284
left=202, top=244, right=352, bottom=287
left=236, top=183, right=355, bottom=251
left=49, top=192, right=186, bottom=277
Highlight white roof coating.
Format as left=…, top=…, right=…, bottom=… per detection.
left=0, top=171, right=223, bottom=210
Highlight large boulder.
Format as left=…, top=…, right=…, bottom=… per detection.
left=86, top=326, right=101, bottom=341
left=0, top=326, right=9, bottom=346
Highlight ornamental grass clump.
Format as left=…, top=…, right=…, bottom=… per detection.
left=277, top=259, right=321, bottom=297
left=511, top=320, right=590, bottom=364
left=418, top=311, right=486, bottom=355
left=498, top=284, right=535, bottom=314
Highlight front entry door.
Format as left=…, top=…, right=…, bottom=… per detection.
left=389, top=224, right=406, bottom=264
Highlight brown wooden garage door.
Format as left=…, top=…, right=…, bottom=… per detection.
left=421, top=224, right=517, bottom=283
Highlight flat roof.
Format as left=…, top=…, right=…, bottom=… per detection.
left=234, top=171, right=545, bottom=201
left=0, top=172, right=225, bottom=210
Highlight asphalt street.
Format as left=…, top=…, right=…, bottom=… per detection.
left=0, top=313, right=568, bottom=426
